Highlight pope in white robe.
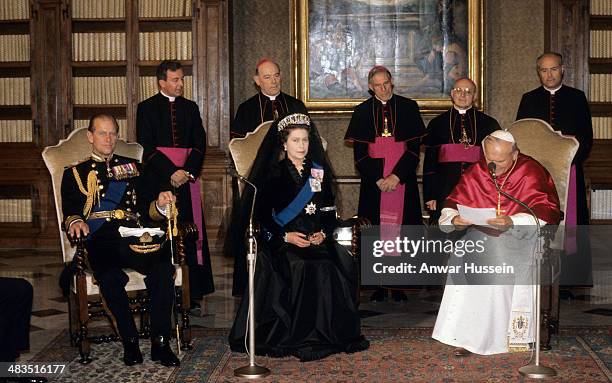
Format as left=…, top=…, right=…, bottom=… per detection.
left=432, top=130, right=561, bottom=355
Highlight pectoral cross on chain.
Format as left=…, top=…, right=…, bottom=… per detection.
left=381, top=116, right=392, bottom=137
left=459, top=128, right=471, bottom=148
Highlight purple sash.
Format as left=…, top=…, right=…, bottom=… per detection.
left=438, top=144, right=481, bottom=163
left=369, top=137, right=405, bottom=256
left=157, top=147, right=204, bottom=266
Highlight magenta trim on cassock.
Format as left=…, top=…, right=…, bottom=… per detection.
left=368, top=137, right=406, bottom=256
left=438, top=144, right=481, bottom=163
left=156, top=147, right=204, bottom=266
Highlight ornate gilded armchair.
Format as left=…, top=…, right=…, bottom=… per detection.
left=509, top=118, right=579, bottom=349
left=42, top=127, right=193, bottom=363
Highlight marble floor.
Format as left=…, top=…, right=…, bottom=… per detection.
left=1, top=244, right=611, bottom=362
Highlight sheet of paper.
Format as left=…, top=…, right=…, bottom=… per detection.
left=457, top=204, right=497, bottom=226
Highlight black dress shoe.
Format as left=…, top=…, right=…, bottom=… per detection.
left=151, top=335, right=181, bottom=367
left=369, top=288, right=387, bottom=302
left=122, top=336, right=143, bottom=366
left=391, top=290, right=408, bottom=302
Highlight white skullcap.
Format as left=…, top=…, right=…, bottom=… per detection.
left=489, top=129, right=515, bottom=143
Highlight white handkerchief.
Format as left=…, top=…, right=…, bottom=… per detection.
left=118, top=226, right=165, bottom=238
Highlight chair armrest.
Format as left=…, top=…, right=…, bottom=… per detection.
left=66, top=236, right=89, bottom=275
left=178, top=222, right=198, bottom=242
left=334, top=217, right=371, bottom=256
left=175, top=222, right=198, bottom=265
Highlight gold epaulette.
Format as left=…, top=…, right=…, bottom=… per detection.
left=72, top=166, right=100, bottom=219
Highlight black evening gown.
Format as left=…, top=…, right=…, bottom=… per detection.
left=228, top=158, right=368, bottom=362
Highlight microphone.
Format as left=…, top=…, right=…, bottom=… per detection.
left=230, top=169, right=256, bottom=191
left=487, top=162, right=496, bottom=179
left=230, top=163, right=270, bottom=377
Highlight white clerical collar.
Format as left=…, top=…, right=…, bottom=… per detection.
left=160, top=90, right=176, bottom=102
left=375, top=94, right=392, bottom=105
left=261, top=91, right=280, bottom=101
left=544, top=84, right=562, bottom=95
left=453, top=105, right=471, bottom=115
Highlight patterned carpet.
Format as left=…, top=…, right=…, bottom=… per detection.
left=32, top=327, right=612, bottom=382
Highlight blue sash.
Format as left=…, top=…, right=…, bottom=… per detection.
left=86, top=180, right=127, bottom=237
left=272, top=162, right=322, bottom=228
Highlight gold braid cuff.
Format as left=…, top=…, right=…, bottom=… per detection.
left=149, top=201, right=165, bottom=221
left=72, top=167, right=100, bottom=219
left=64, top=215, right=83, bottom=230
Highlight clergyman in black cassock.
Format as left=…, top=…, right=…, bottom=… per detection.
left=230, top=59, right=308, bottom=139
left=345, top=66, right=426, bottom=302
left=344, top=68, right=426, bottom=227
left=230, top=92, right=308, bottom=138
left=516, top=52, right=593, bottom=286
left=137, top=61, right=214, bottom=303
left=516, top=55, right=593, bottom=226
left=423, top=78, right=500, bottom=221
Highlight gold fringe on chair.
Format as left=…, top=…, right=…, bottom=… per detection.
left=72, top=167, right=100, bottom=218
left=507, top=337, right=531, bottom=353
left=508, top=345, right=530, bottom=353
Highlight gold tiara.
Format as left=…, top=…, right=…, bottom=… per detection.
left=277, top=113, right=310, bottom=131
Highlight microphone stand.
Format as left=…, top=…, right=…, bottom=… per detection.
left=489, top=165, right=556, bottom=378
left=233, top=172, right=271, bottom=379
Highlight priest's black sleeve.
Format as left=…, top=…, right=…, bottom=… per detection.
left=136, top=103, right=178, bottom=181
left=183, top=103, right=206, bottom=178
left=422, top=144, right=439, bottom=203
left=573, top=93, right=593, bottom=164
left=230, top=103, right=249, bottom=139
left=353, top=141, right=384, bottom=181
left=391, top=137, right=421, bottom=184
left=515, top=94, right=532, bottom=121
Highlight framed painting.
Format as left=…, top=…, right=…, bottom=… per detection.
left=292, top=0, right=484, bottom=113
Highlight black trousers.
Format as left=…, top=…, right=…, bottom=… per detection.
left=86, top=239, right=175, bottom=341
left=0, top=278, right=33, bottom=361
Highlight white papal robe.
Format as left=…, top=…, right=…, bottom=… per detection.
left=432, top=208, right=545, bottom=355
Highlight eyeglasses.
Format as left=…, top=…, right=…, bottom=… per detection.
left=451, top=87, right=473, bottom=95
